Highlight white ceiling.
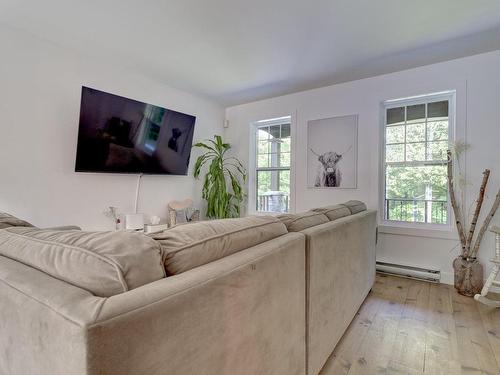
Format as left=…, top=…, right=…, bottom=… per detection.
left=2, top=0, right=500, bottom=106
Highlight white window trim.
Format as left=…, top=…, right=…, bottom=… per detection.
left=379, top=91, right=456, bottom=232
left=248, top=115, right=296, bottom=215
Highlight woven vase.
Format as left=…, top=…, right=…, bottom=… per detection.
left=453, top=256, right=483, bottom=297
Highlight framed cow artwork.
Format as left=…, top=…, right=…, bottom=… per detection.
left=307, top=114, right=358, bottom=189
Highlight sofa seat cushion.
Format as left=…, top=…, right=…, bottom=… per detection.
left=0, top=212, right=34, bottom=229
left=0, top=228, right=165, bottom=297
left=277, top=211, right=329, bottom=232
left=343, top=200, right=367, bottom=214
left=311, top=204, right=351, bottom=221
left=151, top=216, right=287, bottom=275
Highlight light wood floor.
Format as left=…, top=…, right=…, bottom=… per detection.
left=320, top=273, right=500, bottom=375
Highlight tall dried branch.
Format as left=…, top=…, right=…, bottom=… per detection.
left=465, top=169, right=490, bottom=258
left=447, top=150, right=467, bottom=255
left=470, top=189, right=500, bottom=258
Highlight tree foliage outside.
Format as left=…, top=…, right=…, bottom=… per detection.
left=386, top=165, right=448, bottom=224
left=385, top=115, right=449, bottom=224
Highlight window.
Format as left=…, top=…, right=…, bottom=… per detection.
left=251, top=117, right=292, bottom=213
left=382, top=92, right=454, bottom=225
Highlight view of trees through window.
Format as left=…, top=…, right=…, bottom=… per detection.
left=256, top=121, right=291, bottom=213
left=384, top=97, right=451, bottom=224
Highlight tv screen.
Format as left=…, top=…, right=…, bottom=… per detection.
left=75, top=87, right=196, bottom=175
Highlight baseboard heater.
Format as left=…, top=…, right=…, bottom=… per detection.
left=376, top=261, right=440, bottom=283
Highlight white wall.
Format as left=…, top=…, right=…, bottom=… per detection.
left=0, top=25, right=224, bottom=230
left=225, top=50, right=500, bottom=284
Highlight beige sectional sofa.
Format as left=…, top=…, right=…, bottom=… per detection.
left=0, top=203, right=376, bottom=375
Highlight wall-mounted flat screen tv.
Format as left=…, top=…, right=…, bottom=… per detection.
left=75, top=87, right=196, bottom=175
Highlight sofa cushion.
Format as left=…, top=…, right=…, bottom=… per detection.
left=311, top=204, right=351, bottom=221
left=0, top=212, right=34, bottom=229
left=0, top=227, right=165, bottom=297
left=151, top=216, right=288, bottom=275
left=343, top=200, right=367, bottom=214
left=277, top=211, right=329, bottom=232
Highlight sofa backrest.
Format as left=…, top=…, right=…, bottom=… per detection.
left=278, top=200, right=368, bottom=232
left=311, top=204, right=351, bottom=221
left=342, top=200, right=367, bottom=214
left=277, top=211, right=329, bottom=232
left=0, top=227, right=165, bottom=297
left=0, top=211, right=34, bottom=229
left=151, top=215, right=288, bottom=275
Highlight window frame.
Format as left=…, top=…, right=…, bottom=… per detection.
left=249, top=115, right=294, bottom=215
left=379, top=91, right=456, bottom=231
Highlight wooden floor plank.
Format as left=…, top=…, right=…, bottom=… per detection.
left=424, top=283, right=462, bottom=375
left=344, top=275, right=411, bottom=374
left=452, top=291, right=492, bottom=374
left=477, top=300, right=500, bottom=370
left=453, top=292, right=499, bottom=374
left=319, top=284, right=386, bottom=374
left=390, top=279, right=430, bottom=372
left=320, top=274, right=500, bottom=375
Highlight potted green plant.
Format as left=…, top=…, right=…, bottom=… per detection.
left=193, top=135, right=246, bottom=219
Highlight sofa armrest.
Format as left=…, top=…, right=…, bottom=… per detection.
left=301, top=209, right=377, bottom=375
left=88, top=232, right=307, bottom=375
left=0, top=255, right=104, bottom=375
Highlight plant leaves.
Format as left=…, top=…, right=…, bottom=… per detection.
left=193, top=142, right=216, bottom=152
left=193, top=135, right=246, bottom=219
